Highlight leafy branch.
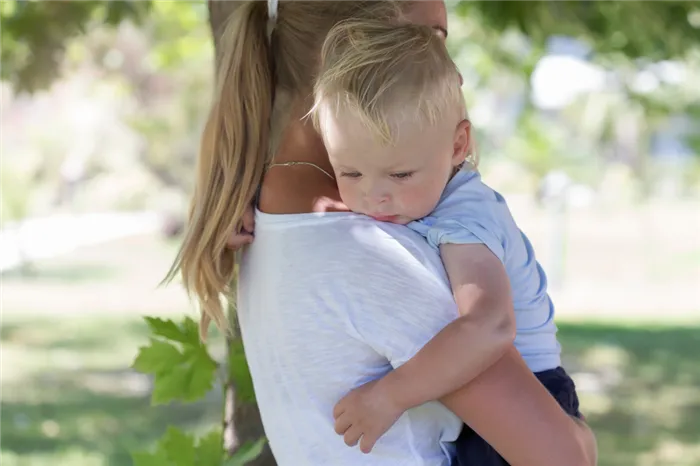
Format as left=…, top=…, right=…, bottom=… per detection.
left=131, top=316, right=265, bottom=466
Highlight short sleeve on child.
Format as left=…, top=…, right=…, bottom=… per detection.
left=414, top=216, right=506, bottom=264
left=407, top=170, right=508, bottom=264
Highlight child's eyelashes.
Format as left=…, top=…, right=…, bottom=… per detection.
left=338, top=171, right=415, bottom=179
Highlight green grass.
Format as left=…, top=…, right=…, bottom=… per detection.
left=1, top=316, right=223, bottom=466
left=559, top=322, right=700, bottom=466
left=2, top=235, right=698, bottom=465
left=2, top=315, right=699, bottom=466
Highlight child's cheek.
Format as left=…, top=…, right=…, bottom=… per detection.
left=406, top=182, right=438, bottom=218
left=401, top=186, right=424, bottom=216
left=340, top=182, right=362, bottom=211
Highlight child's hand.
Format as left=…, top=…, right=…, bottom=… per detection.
left=226, top=204, right=255, bottom=249
left=333, top=379, right=404, bottom=454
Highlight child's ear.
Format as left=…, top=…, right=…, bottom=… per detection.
left=452, top=119, right=471, bottom=166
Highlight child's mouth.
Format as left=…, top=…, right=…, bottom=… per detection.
left=370, top=214, right=400, bottom=223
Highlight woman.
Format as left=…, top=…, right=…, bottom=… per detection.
left=170, top=1, right=596, bottom=464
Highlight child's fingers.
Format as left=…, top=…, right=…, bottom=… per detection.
left=242, top=206, right=255, bottom=233
left=332, top=400, right=346, bottom=419
left=313, top=196, right=348, bottom=213
left=359, top=431, right=378, bottom=454
left=343, top=425, right=363, bottom=447
left=334, top=413, right=352, bottom=435
left=226, top=233, right=254, bottom=249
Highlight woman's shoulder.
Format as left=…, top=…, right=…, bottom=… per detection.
left=253, top=211, right=449, bottom=284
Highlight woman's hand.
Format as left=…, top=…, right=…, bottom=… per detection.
left=333, top=379, right=405, bottom=454
left=226, top=204, right=255, bottom=249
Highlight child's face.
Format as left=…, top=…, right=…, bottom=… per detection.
left=322, top=110, right=470, bottom=224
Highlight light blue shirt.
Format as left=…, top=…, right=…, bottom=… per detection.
left=409, top=170, right=561, bottom=372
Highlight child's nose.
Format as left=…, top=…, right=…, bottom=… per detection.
left=366, top=187, right=390, bottom=204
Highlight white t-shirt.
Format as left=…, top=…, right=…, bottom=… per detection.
left=237, top=210, right=463, bottom=466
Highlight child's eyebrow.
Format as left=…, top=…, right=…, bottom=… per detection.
left=334, top=164, right=358, bottom=171
left=385, top=162, right=419, bottom=172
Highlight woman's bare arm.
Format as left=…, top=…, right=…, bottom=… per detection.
left=441, top=346, right=597, bottom=466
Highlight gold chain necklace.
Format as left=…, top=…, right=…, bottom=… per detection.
left=267, top=161, right=335, bottom=180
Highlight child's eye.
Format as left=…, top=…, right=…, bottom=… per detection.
left=391, top=171, right=414, bottom=179
left=340, top=171, right=362, bottom=178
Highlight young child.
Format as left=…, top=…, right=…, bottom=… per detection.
left=304, top=19, right=586, bottom=463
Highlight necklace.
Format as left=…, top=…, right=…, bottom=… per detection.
left=267, top=161, right=335, bottom=180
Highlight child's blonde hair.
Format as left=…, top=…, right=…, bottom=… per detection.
left=313, top=19, right=475, bottom=165
left=166, top=1, right=404, bottom=340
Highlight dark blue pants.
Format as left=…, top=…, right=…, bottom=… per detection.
left=453, top=366, right=582, bottom=466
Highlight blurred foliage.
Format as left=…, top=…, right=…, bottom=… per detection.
left=3, top=0, right=700, bottom=93
left=2, top=0, right=699, bottom=210
left=1, top=0, right=152, bottom=92
left=121, top=2, right=212, bottom=197
left=2, top=1, right=213, bottom=216
left=505, top=112, right=593, bottom=185
left=0, top=162, right=32, bottom=224
left=462, top=1, right=700, bottom=63
left=447, top=1, right=700, bottom=195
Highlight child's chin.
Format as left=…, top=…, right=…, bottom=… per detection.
left=394, top=217, right=412, bottom=225
left=386, top=216, right=412, bottom=225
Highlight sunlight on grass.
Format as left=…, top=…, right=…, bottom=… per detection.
left=1, top=315, right=221, bottom=466
left=560, top=323, right=700, bottom=466
left=0, top=239, right=700, bottom=466
left=1, top=310, right=699, bottom=465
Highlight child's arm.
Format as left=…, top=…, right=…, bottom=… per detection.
left=384, top=243, right=516, bottom=408
left=333, top=243, right=516, bottom=453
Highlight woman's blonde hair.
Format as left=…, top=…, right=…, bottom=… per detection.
left=166, top=1, right=403, bottom=339
left=312, top=19, right=476, bottom=163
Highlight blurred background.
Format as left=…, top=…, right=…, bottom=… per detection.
left=1, top=1, right=699, bottom=465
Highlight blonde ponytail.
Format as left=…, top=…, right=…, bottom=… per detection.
left=167, top=1, right=407, bottom=340
left=166, top=1, right=273, bottom=339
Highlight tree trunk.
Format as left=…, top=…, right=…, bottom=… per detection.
left=207, top=4, right=276, bottom=464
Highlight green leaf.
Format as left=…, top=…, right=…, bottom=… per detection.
left=133, top=316, right=218, bottom=405
left=132, top=448, right=170, bottom=466
left=225, top=438, right=267, bottom=466
left=144, top=317, right=192, bottom=344
left=149, top=343, right=217, bottom=405
left=181, top=316, right=203, bottom=345
left=162, top=426, right=197, bottom=466
left=196, top=430, right=224, bottom=466
left=184, top=346, right=219, bottom=400
left=151, top=364, right=189, bottom=405
left=228, top=340, right=255, bottom=404
left=132, top=339, right=182, bottom=374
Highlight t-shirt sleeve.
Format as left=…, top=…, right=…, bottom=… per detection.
left=343, top=242, right=460, bottom=369
left=425, top=217, right=506, bottom=264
